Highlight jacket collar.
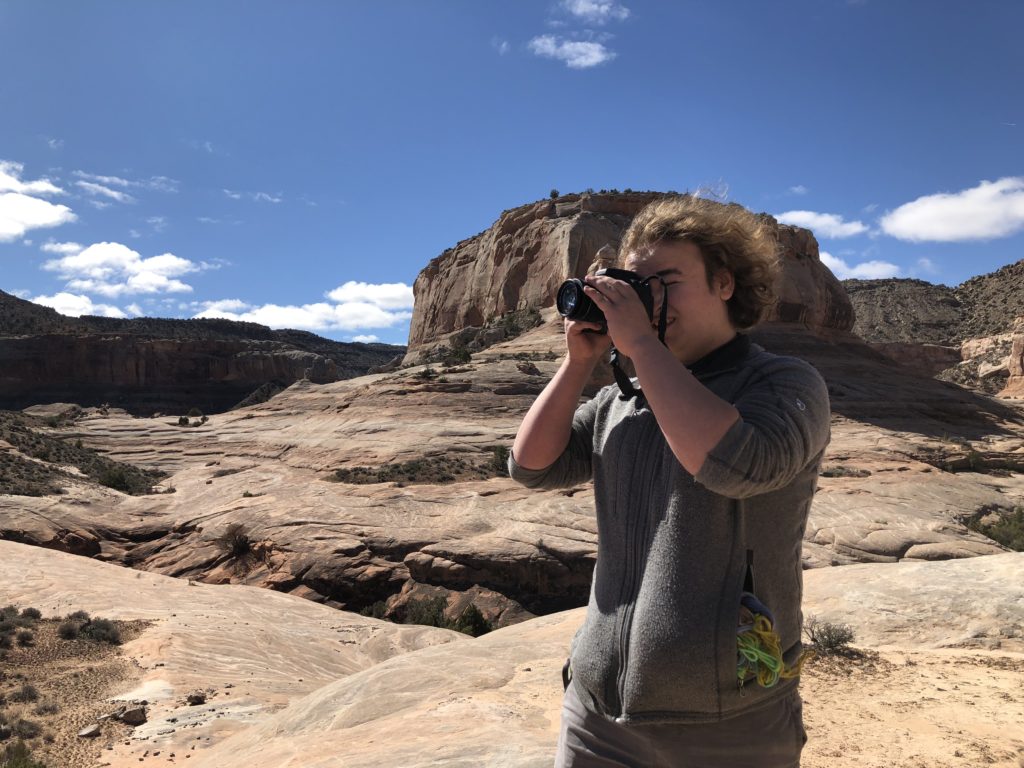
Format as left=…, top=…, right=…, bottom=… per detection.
left=687, top=333, right=751, bottom=379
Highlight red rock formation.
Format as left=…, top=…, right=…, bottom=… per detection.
left=1000, top=318, right=1024, bottom=398
left=405, top=192, right=852, bottom=361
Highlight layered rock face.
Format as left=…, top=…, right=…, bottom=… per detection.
left=0, top=290, right=403, bottom=415
left=1004, top=317, right=1024, bottom=398
left=405, top=192, right=853, bottom=361
left=844, top=269, right=1024, bottom=394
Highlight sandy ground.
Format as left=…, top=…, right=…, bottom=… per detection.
left=801, top=649, right=1024, bottom=768
left=0, top=618, right=148, bottom=768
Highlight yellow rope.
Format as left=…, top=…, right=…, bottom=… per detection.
left=737, top=615, right=814, bottom=688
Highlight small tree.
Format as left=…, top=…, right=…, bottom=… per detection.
left=549, top=188, right=559, bottom=199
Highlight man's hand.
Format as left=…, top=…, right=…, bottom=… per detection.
left=582, top=274, right=657, bottom=357
left=564, top=315, right=613, bottom=366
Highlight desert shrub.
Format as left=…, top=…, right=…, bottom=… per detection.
left=188, top=407, right=204, bottom=418
left=0, top=606, right=18, bottom=620
left=10, top=719, right=40, bottom=740
left=14, top=631, right=33, bottom=648
left=489, top=445, right=510, bottom=475
left=404, top=597, right=447, bottom=628
left=820, top=465, right=871, bottom=478
left=0, top=635, right=10, bottom=650
left=2, top=740, right=48, bottom=768
left=0, top=620, right=15, bottom=635
left=32, top=702, right=58, bottom=716
left=80, top=618, right=121, bottom=645
left=56, top=621, right=78, bottom=640
left=214, top=523, right=251, bottom=558
left=9, top=685, right=38, bottom=704
left=66, top=610, right=89, bottom=622
left=177, top=416, right=190, bottom=427
left=804, top=616, right=855, bottom=655
left=440, top=345, right=471, bottom=366
left=414, top=366, right=437, bottom=381
left=18, top=609, right=40, bottom=622
left=450, top=604, right=493, bottom=637
left=358, top=601, right=388, bottom=619
left=401, top=598, right=493, bottom=637
left=549, top=188, right=559, bottom=199
left=97, top=466, right=131, bottom=492
left=964, top=506, right=1024, bottom=551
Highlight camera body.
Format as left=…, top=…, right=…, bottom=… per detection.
left=556, top=268, right=655, bottom=332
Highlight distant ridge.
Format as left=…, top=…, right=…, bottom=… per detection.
left=844, top=259, right=1024, bottom=344
left=0, top=289, right=405, bottom=414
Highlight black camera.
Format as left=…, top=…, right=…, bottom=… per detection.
left=556, top=268, right=655, bottom=331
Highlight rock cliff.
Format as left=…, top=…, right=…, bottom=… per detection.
left=844, top=268, right=1024, bottom=394
left=405, top=192, right=853, bottom=361
left=0, top=290, right=403, bottom=415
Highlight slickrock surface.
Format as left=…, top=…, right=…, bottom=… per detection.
left=3, top=318, right=1024, bottom=624
left=0, top=540, right=462, bottom=768
left=2, top=542, right=1020, bottom=768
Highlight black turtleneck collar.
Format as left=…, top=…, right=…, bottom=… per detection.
left=687, top=333, right=751, bottom=378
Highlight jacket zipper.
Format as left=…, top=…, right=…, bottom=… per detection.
left=611, top=413, right=659, bottom=720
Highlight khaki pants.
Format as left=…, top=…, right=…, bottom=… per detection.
left=555, top=682, right=806, bottom=768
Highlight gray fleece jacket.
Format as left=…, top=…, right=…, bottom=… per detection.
left=509, top=335, right=831, bottom=724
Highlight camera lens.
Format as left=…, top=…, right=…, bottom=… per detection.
left=556, top=280, right=583, bottom=317
left=556, top=278, right=605, bottom=325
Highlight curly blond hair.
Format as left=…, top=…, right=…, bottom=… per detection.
left=619, top=195, right=779, bottom=329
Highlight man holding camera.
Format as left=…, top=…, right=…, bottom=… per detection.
left=509, top=195, right=830, bottom=767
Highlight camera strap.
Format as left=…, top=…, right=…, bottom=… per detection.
left=611, top=276, right=669, bottom=401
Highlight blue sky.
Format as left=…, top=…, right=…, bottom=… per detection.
left=1, top=0, right=1021, bottom=345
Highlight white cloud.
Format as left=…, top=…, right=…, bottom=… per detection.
left=193, top=298, right=251, bottom=313
left=351, top=334, right=379, bottom=343
left=491, top=37, right=511, bottom=55
left=528, top=35, right=616, bottom=68
left=820, top=250, right=900, bottom=279
left=0, top=161, right=63, bottom=196
left=788, top=185, right=808, bottom=195
left=31, top=292, right=126, bottom=318
left=0, top=192, right=77, bottom=242
left=11, top=289, right=30, bottom=298
left=41, top=241, right=84, bottom=256
left=914, top=257, right=938, bottom=275
left=75, top=180, right=136, bottom=204
left=126, top=303, right=144, bottom=316
left=73, top=170, right=179, bottom=194
left=194, top=301, right=412, bottom=332
left=775, top=210, right=868, bottom=238
left=192, top=281, right=415, bottom=333
left=326, top=281, right=414, bottom=310
left=147, top=215, right=168, bottom=232
left=223, top=188, right=282, bottom=203
left=562, top=0, right=630, bottom=24
left=46, top=138, right=64, bottom=150
left=880, top=177, right=1024, bottom=242
left=43, top=241, right=199, bottom=297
